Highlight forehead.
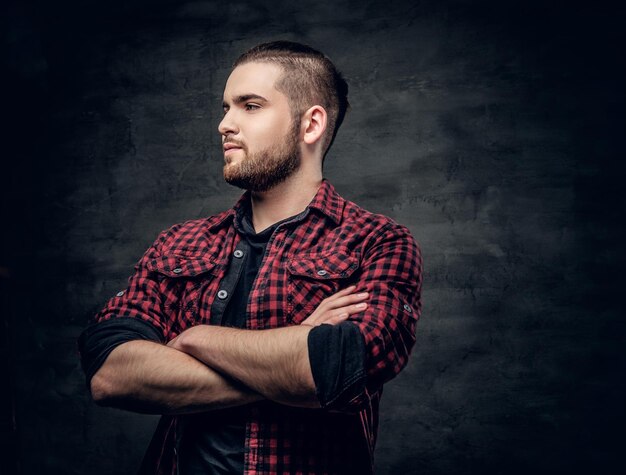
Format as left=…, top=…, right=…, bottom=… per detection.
left=223, top=62, right=285, bottom=100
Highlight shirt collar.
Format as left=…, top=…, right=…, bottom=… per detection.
left=208, top=179, right=344, bottom=231
left=306, top=179, right=344, bottom=225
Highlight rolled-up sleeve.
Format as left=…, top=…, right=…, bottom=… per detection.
left=78, top=317, right=164, bottom=386
left=340, top=222, right=423, bottom=411
left=307, top=322, right=366, bottom=411
left=77, top=227, right=176, bottom=387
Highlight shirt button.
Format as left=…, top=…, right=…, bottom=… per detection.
left=403, top=303, right=413, bottom=313
left=217, top=290, right=228, bottom=300
left=172, top=267, right=183, bottom=274
left=316, top=269, right=328, bottom=276
left=116, top=291, right=125, bottom=297
left=234, top=250, right=244, bottom=258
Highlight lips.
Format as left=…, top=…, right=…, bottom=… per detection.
left=223, top=142, right=244, bottom=160
left=223, top=142, right=242, bottom=151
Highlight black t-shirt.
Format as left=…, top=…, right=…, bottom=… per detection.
left=176, top=214, right=278, bottom=474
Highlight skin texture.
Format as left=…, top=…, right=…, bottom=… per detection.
left=90, top=340, right=263, bottom=415
left=90, top=62, right=369, bottom=413
left=92, top=287, right=368, bottom=412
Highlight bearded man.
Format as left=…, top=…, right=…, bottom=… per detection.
left=79, top=41, right=423, bottom=475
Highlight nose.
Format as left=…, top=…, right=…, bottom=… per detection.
left=218, top=110, right=238, bottom=137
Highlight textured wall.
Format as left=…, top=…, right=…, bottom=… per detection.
left=3, top=0, right=624, bottom=474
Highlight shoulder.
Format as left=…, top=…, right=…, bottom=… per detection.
left=338, top=200, right=423, bottom=287
left=340, top=196, right=418, bottom=248
left=332, top=195, right=422, bottom=274
left=148, top=209, right=234, bottom=256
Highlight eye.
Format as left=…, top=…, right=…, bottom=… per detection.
left=244, top=103, right=260, bottom=111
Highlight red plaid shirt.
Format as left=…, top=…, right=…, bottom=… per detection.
left=93, top=180, right=422, bottom=474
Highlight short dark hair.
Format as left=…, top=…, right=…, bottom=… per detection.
left=233, top=41, right=349, bottom=159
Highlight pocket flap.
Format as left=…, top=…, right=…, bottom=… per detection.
left=288, top=253, right=358, bottom=279
left=145, top=255, right=219, bottom=278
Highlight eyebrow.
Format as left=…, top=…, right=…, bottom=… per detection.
left=222, top=94, right=269, bottom=108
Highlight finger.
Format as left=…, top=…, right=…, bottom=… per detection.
left=314, top=302, right=368, bottom=325
left=307, top=311, right=348, bottom=327
left=323, top=292, right=369, bottom=310
left=352, top=302, right=368, bottom=312
left=340, top=302, right=368, bottom=315
left=329, top=312, right=350, bottom=325
left=324, top=305, right=364, bottom=326
left=304, top=288, right=367, bottom=326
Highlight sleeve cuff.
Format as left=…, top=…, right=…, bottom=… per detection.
left=77, top=317, right=164, bottom=388
left=307, top=322, right=366, bottom=410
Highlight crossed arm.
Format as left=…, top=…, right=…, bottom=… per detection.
left=90, top=286, right=368, bottom=414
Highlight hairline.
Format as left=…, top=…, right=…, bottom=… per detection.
left=232, top=58, right=332, bottom=152
left=232, top=40, right=347, bottom=159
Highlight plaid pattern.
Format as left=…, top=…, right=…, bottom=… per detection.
left=95, top=180, right=423, bottom=474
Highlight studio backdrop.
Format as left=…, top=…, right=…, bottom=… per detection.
left=2, top=1, right=624, bottom=474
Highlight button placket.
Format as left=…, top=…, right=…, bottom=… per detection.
left=209, top=240, right=250, bottom=325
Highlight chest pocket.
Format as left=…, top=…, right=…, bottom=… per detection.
left=286, top=252, right=359, bottom=324
left=145, top=254, right=222, bottom=335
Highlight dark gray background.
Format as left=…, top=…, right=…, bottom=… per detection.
left=2, top=0, right=624, bottom=474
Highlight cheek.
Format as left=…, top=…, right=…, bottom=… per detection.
left=254, top=114, right=291, bottom=142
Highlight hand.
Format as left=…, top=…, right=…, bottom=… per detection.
left=300, top=285, right=368, bottom=327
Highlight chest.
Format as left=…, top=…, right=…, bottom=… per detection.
left=146, top=225, right=361, bottom=339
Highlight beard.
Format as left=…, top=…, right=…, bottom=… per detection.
left=223, top=120, right=301, bottom=193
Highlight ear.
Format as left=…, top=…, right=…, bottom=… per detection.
left=301, top=105, right=327, bottom=146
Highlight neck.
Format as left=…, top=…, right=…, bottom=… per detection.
left=249, top=169, right=322, bottom=233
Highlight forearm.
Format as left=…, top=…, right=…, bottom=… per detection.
left=170, top=325, right=318, bottom=408
left=90, top=340, right=262, bottom=414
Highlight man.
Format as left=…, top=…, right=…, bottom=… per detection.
left=79, top=41, right=422, bottom=474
